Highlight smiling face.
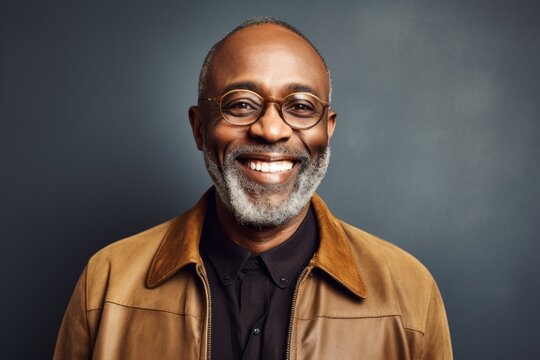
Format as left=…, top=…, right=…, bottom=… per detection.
left=190, top=24, right=336, bottom=228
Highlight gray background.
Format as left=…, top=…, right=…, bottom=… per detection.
left=1, top=0, right=539, bottom=358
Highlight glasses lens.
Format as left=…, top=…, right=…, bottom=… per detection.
left=220, top=90, right=263, bottom=125
left=282, top=93, right=325, bottom=129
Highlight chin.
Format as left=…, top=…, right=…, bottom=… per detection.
left=204, top=143, right=331, bottom=228
left=243, top=186, right=295, bottom=209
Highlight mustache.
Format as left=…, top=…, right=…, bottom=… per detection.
left=224, top=144, right=311, bottom=165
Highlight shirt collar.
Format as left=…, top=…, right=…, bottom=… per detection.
left=200, top=196, right=318, bottom=289
left=199, top=199, right=250, bottom=286
left=260, top=207, right=317, bottom=288
left=146, top=187, right=368, bottom=299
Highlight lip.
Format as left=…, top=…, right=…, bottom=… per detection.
left=236, top=152, right=301, bottom=162
left=235, top=153, right=301, bottom=185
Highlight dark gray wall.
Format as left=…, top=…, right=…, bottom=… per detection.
left=1, top=0, right=539, bottom=358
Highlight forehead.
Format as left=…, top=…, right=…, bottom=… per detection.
left=207, top=24, right=329, bottom=99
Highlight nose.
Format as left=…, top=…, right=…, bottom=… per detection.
left=248, top=103, right=293, bottom=143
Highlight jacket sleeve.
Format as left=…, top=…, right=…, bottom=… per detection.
left=418, top=281, right=453, bottom=360
left=53, top=266, right=92, bottom=360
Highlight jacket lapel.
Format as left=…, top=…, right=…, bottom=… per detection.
left=146, top=189, right=368, bottom=299
left=145, top=190, right=210, bottom=288
left=310, top=194, right=368, bottom=299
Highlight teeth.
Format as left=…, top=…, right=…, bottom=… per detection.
left=245, top=160, right=294, bottom=173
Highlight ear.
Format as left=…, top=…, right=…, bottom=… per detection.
left=326, top=109, right=337, bottom=139
left=189, top=106, right=204, bottom=151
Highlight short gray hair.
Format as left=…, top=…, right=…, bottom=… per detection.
left=198, top=17, right=332, bottom=101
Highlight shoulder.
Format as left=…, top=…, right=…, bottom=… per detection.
left=82, top=219, right=175, bottom=309
left=339, top=220, right=434, bottom=283
left=338, top=220, right=439, bottom=332
left=87, top=219, right=173, bottom=271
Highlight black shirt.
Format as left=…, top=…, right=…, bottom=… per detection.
left=200, top=200, right=319, bottom=360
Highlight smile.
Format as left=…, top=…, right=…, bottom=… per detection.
left=234, top=152, right=303, bottom=185
left=244, top=160, right=294, bottom=173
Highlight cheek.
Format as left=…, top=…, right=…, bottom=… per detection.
left=203, top=121, right=244, bottom=164
left=298, top=126, right=331, bottom=155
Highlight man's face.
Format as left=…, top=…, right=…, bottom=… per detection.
left=190, top=24, right=336, bottom=227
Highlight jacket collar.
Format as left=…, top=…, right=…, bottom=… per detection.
left=146, top=188, right=368, bottom=299
left=309, top=194, right=368, bottom=298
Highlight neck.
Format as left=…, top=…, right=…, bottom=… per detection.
left=214, top=195, right=309, bottom=254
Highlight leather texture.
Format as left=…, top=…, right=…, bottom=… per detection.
left=54, top=189, right=452, bottom=359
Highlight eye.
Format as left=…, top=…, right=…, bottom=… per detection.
left=293, top=102, right=315, bottom=112
left=284, top=99, right=318, bottom=117
left=222, top=98, right=261, bottom=117
left=226, top=100, right=253, bottom=110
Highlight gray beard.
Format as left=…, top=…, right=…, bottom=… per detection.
left=203, top=143, right=330, bottom=228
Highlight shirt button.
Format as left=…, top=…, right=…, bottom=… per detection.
left=223, top=275, right=232, bottom=281
left=280, top=277, right=288, bottom=285
left=253, top=328, right=261, bottom=335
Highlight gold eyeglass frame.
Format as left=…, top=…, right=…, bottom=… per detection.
left=199, top=89, right=330, bottom=130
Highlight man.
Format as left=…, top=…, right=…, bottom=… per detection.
left=54, top=17, right=452, bottom=359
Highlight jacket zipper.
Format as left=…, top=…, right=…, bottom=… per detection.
left=285, top=267, right=311, bottom=360
left=196, top=265, right=212, bottom=360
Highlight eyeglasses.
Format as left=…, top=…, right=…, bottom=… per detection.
left=199, top=89, right=329, bottom=130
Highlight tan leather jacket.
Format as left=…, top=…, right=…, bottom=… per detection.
left=54, top=191, right=452, bottom=359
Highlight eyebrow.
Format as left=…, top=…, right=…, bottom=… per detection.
left=221, top=81, right=261, bottom=95
left=287, top=83, right=321, bottom=98
left=219, top=82, right=322, bottom=98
